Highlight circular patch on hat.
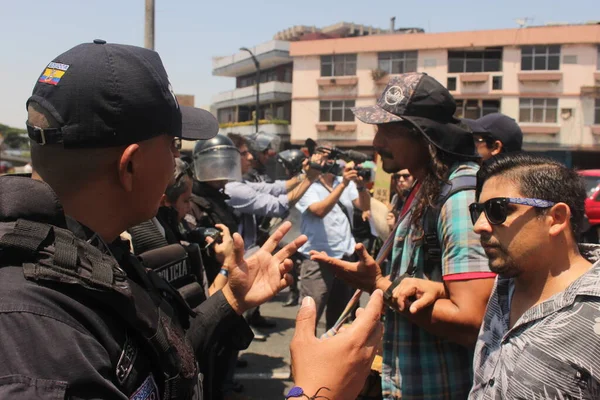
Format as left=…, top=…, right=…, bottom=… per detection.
left=384, top=86, right=405, bottom=106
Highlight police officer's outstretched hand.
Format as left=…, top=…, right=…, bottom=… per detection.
left=290, top=290, right=384, bottom=400
left=222, top=221, right=307, bottom=314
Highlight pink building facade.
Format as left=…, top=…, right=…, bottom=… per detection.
left=289, top=23, right=600, bottom=161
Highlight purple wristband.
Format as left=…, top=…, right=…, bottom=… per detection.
left=285, top=386, right=304, bottom=399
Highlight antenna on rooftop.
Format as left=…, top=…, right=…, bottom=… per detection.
left=515, top=17, right=533, bottom=28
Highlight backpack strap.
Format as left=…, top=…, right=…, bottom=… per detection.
left=422, top=174, right=477, bottom=276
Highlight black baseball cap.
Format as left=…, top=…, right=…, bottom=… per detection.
left=353, top=73, right=478, bottom=159
left=463, top=113, right=523, bottom=153
left=26, top=40, right=218, bottom=148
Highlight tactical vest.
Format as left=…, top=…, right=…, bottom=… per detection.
left=0, top=218, right=199, bottom=400
left=190, top=194, right=239, bottom=237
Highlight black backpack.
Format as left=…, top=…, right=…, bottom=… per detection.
left=422, top=174, right=477, bottom=276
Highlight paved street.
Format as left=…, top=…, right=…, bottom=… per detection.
left=233, top=288, right=310, bottom=400
left=232, top=287, right=369, bottom=399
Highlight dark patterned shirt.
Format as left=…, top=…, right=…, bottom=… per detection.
left=470, top=244, right=600, bottom=400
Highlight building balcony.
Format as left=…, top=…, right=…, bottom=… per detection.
left=218, top=120, right=290, bottom=137
left=581, top=85, right=600, bottom=98
left=212, top=40, right=291, bottom=77
left=459, top=73, right=490, bottom=84
left=520, top=125, right=561, bottom=135
left=518, top=72, right=563, bottom=82
left=317, top=76, right=359, bottom=87
left=212, top=81, right=293, bottom=108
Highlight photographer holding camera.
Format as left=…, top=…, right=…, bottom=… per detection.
left=296, top=141, right=371, bottom=329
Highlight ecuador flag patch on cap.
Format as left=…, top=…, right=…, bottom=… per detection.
left=38, top=62, right=70, bottom=86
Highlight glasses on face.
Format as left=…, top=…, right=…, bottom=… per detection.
left=474, top=135, right=493, bottom=145
left=469, top=197, right=556, bottom=225
left=394, top=173, right=411, bottom=180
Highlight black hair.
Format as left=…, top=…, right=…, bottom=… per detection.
left=476, top=153, right=587, bottom=238
left=164, top=158, right=192, bottom=203
left=227, top=133, right=248, bottom=149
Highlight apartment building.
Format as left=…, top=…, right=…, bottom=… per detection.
left=211, top=41, right=294, bottom=140
left=210, top=22, right=403, bottom=143
left=289, top=23, right=600, bottom=167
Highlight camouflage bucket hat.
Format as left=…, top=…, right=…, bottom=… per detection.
left=353, top=72, right=478, bottom=159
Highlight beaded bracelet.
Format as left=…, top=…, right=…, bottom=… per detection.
left=285, top=386, right=330, bottom=400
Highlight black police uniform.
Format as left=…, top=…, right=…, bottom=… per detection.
left=189, top=181, right=239, bottom=285
left=0, top=176, right=251, bottom=399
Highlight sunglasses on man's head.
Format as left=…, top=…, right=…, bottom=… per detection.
left=173, top=138, right=182, bottom=150
left=468, top=197, right=556, bottom=225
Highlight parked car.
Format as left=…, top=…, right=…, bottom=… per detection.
left=0, top=160, right=14, bottom=174
left=578, top=170, right=600, bottom=243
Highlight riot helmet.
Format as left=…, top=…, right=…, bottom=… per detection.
left=247, top=132, right=281, bottom=157
left=192, top=134, right=242, bottom=182
left=276, top=149, right=306, bottom=176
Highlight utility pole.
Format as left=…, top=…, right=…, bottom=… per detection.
left=240, top=47, right=260, bottom=133
left=145, top=0, right=155, bottom=50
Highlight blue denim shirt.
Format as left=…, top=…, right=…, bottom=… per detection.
left=225, top=180, right=288, bottom=250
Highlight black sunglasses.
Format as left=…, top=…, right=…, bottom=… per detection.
left=469, top=197, right=555, bottom=225
left=393, top=173, right=411, bottom=180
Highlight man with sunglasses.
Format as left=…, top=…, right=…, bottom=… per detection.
left=468, top=153, right=600, bottom=399
left=394, top=153, right=600, bottom=398
left=387, top=170, right=414, bottom=232
left=464, top=113, right=523, bottom=161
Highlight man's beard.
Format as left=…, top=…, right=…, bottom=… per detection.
left=483, top=243, right=520, bottom=278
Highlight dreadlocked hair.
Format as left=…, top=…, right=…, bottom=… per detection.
left=410, top=140, right=462, bottom=233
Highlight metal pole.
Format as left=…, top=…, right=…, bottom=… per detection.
left=241, top=47, right=260, bottom=133
left=145, top=0, right=155, bottom=50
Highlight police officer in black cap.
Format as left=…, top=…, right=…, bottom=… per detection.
left=0, top=40, right=307, bottom=399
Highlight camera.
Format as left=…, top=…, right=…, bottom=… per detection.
left=353, top=165, right=373, bottom=182
left=186, top=227, right=223, bottom=246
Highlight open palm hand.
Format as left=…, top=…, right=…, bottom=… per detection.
left=223, top=222, right=307, bottom=314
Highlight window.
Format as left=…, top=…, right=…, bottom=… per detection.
left=521, top=45, right=560, bottom=71
left=519, top=98, right=558, bottom=123
left=455, top=99, right=501, bottom=119
left=595, top=99, right=600, bottom=124
left=319, top=100, right=355, bottom=122
left=283, top=65, right=293, bottom=83
left=217, top=107, right=236, bottom=124
left=448, top=48, right=502, bottom=73
left=492, top=76, right=503, bottom=90
left=562, top=55, right=577, bottom=64
left=321, top=54, right=357, bottom=77
left=378, top=51, right=418, bottom=74
left=237, top=64, right=292, bottom=88
left=447, top=77, right=457, bottom=91
left=597, top=46, right=600, bottom=70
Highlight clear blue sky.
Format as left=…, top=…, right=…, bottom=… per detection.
left=1, top=0, right=598, bottom=128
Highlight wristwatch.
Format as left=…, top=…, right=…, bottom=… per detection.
left=218, top=268, right=229, bottom=278
left=383, top=273, right=410, bottom=308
